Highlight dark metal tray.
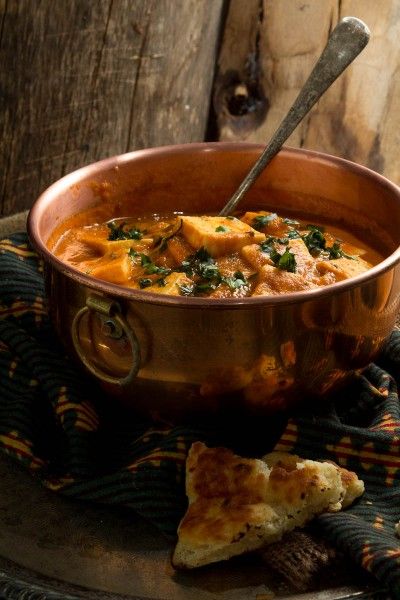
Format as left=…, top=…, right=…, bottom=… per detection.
left=0, top=453, right=389, bottom=600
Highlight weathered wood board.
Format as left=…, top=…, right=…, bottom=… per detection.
left=2, top=0, right=399, bottom=216
left=215, top=0, right=400, bottom=185
left=0, top=0, right=224, bottom=216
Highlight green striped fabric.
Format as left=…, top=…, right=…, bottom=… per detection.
left=1, top=233, right=400, bottom=597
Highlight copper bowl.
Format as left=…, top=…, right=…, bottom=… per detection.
left=27, top=143, right=400, bottom=421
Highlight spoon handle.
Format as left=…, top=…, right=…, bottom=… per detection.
left=219, top=17, right=370, bottom=217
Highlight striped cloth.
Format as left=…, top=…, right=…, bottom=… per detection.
left=275, top=357, right=400, bottom=597
left=1, top=233, right=400, bottom=597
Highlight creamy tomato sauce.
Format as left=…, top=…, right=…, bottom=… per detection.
left=50, top=209, right=380, bottom=297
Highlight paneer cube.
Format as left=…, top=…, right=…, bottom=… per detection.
left=78, top=231, right=153, bottom=254
left=316, top=257, right=370, bottom=282
left=240, top=211, right=289, bottom=236
left=286, top=238, right=314, bottom=275
left=88, top=253, right=132, bottom=284
left=241, top=244, right=274, bottom=270
left=181, top=216, right=265, bottom=257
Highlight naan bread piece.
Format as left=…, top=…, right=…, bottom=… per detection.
left=262, top=452, right=365, bottom=511
left=172, top=443, right=364, bottom=569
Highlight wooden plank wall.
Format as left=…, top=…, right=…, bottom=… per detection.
left=1, top=0, right=400, bottom=216
left=214, top=0, right=400, bottom=185
left=0, top=0, right=224, bottom=216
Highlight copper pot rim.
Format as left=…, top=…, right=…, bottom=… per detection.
left=28, top=141, right=400, bottom=309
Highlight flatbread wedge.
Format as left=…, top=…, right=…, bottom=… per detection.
left=172, top=442, right=364, bottom=569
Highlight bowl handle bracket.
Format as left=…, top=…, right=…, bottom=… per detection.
left=71, top=294, right=141, bottom=387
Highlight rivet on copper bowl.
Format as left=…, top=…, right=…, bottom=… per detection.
left=27, top=143, right=400, bottom=422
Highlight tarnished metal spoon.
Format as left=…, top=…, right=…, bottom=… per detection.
left=218, top=16, right=370, bottom=217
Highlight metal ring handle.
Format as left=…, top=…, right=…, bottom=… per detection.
left=71, top=296, right=141, bottom=387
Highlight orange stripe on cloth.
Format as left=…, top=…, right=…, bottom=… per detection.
left=126, top=450, right=187, bottom=473
left=55, top=401, right=98, bottom=430
left=0, top=301, right=46, bottom=317
left=274, top=423, right=400, bottom=484
left=0, top=432, right=44, bottom=469
left=274, top=422, right=298, bottom=452
left=57, top=397, right=98, bottom=424
left=0, top=242, right=37, bottom=257
left=55, top=399, right=99, bottom=429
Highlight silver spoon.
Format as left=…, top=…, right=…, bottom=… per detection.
left=218, top=17, right=370, bottom=217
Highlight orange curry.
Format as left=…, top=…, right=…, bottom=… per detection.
left=50, top=210, right=379, bottom=297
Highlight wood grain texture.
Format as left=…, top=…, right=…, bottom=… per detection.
left=215, top=0, right=400, bottom=184
left=0, top=0, right=224, bottom=215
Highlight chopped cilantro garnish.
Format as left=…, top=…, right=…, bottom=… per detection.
left=194, top=282, right=216, bottom=293
left=260, top=231, right=301, bottom=253
left=270, top=247, right=297, bottom=273
left=328, top=242, right=343, bottom=259
left=178, top=283, right=194, bottom=296
left=283, top=218, right=300, bottom=226
left=177, top=247, right=216, bottom=277
left=306, top=224, right=325, bottom=232
left=223, top=271, right=247, bottom=290
left=287, top=229, right=301, bottom=239
left=140, top=254, right=151, bottom=266
left=175, top=247, right=223, bottom=296
left=215, top=225, right=230, bottom=232
left=302, top=227, right=326, bottom=255
left=200, top=263, right=220, bottom=279
left=139, top=278, right=152, bottom=288
left=252, top=213, right=278, bottom=230
left=107, top=221, right=144, bottom=241
left=194, top=247, right=210, bottom=262
left=260, top=237, right=287, bottom=253
left=128, top=248, right=139, bottom=258
left=140, top=253, right=171, bottom=276
left=327, top=241, right=356, bottom=260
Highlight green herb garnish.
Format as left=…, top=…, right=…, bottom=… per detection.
left=287, top=229, right=301, bottom=239
left=283, top=218, right=300, bottom=226
left=215, top=225, right=230, bottom=232
left=270, top=247, right=297, bottom=273
left=178, top=283, right=195, bottom=296
left=139, top=278, right=152, bottom=288
left=140, top=253, right=171, bottom=276
left=328, top=242, right=343, bottom=259
left=306, top=224, right=325, bottom=232
left=302, top=226, right=326, bottom=256
left=252, top=213, right=278, bottom=230
left=223, top=271, right=247, bottom=290
left=327, top=241, right=356, bottom=260
left=178, top=248, right=216, bottom=277
left=107, top=221, right=144, bottom=241
left=260, top=237, right=286, bottom=254
left=176, top=247, right=223, bottom=296
left=194, top=282, right=216, bottom=293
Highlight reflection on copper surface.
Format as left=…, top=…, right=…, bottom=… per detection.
left=28, top=144, right=400, bottom=421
